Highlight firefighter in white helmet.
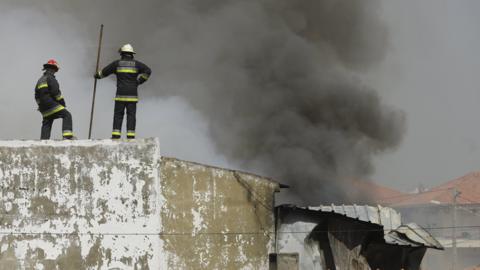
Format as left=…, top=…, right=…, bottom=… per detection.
left=95, top=44, right=152, bottom=139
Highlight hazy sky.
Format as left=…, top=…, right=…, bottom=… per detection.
left=369, top=0, right=480, bottom=191
left=0, top=1, right=478, bottom=194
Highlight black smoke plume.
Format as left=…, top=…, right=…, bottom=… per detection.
left=2, top=0, right=405, bottom=204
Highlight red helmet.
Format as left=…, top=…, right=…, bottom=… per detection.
left=43, top=59, right=60, bottom=71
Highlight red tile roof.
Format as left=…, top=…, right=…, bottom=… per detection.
left=391, top=172, right=480, bottom=207
left=347, top=179, right=407, bottom=204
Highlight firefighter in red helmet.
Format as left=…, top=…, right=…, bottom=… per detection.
left=34, top=59, right=74, bottom=140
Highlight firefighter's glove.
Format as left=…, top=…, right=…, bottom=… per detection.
left=59, top=99, right=66, bottom=107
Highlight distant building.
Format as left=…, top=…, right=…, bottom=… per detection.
left=384, top=172, right=480, bottom=270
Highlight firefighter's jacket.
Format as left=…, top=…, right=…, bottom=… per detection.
left=97, top=55, right=151, bottom=102
left=34, top=70, right=66, bottom=118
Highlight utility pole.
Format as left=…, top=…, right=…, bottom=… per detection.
left=452, top=187, right=460, bottom=270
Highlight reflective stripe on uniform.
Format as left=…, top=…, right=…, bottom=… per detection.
left=62, top=130, right=73, bottom=137
left=42, top=105, right=65, bottom=117
left=127, top=130, right=135, bottom=137
left=139, top=74, right=149, bottom=80
left=116, top=67, right=138, bottom=73
left=112, top=130, right=121, bottom=136
left=37, top=83, right=48, bottom=89
left=55, top=95, right=64, bottom=101
left=114, top=96, right=138, bottom=102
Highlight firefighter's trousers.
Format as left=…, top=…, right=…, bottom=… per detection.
left=41, top=109, right=73, bottom=140
left=112, top=101, right=136, bottom=139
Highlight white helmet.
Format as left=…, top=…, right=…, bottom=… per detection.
left=119, top=44, right=136, bottom=54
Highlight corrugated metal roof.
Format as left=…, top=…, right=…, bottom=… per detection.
left=307, top=204, right=402, bottom=230
left=390, top=223, right=443, bottom=249
left=294, top=204, right=443, bottom=250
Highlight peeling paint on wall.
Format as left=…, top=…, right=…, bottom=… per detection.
left=0, top=139, right=280, bottom=269
left=0, top=138, right=162, bottom=269
left=160, top=158, right=279, bottom=269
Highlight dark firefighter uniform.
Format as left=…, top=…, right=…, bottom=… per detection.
left=35, top=59, right=74, bottom=140
left=96, top=51, right=151, bottom=139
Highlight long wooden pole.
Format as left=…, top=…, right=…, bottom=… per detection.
left=88, top=24, right=104, bottom=139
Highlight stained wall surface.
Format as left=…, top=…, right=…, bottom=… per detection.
left=0, top=138, right=279, bottom=269
left=0, top=138, right=162, bottom=269
left=160, top=157, right=279, bottom=269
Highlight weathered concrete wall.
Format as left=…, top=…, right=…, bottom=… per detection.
left=275, top=220, right=323, bottom=269
left=160, top=157, right=279, bottom=269
left=0, top=138, right=279, bottom=269
left=0, top=138, right=161, bottom=269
